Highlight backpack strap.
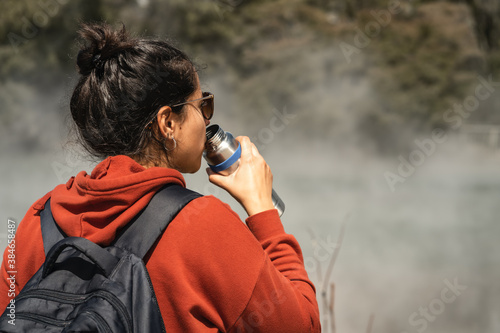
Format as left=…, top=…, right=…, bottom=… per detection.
left=112, top=184, right=202, bottom=258
left=40, top=199, right=67, bottom=257
left=40, top=184, right=202, bottom=259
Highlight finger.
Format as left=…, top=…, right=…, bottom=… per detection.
left=236, top=137, right=261, bottom=162
left=206, top=167, right=216, bottom=176
left=242, top=139, right=260, bottom=159
left=237, top=137, right=253, bottom=162
left=206, top=167, right=223, bottom=181
left=235, top=136, right=249, bottom=143
left=206, top=167, right=228, bottom=188
left=236, top=137, right=251, bottom=152
left=250, top=143, right=259, bottom=156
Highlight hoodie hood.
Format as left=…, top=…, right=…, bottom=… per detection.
left=49, top=155, right=186, bottom=246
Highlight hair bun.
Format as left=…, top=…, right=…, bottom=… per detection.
left=76, top=23, right=136, bottom=75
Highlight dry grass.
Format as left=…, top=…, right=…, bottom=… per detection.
left=309, top=218, right=376, bottom=332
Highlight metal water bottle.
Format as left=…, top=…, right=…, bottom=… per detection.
left=204, top=124, right=285, bottom=217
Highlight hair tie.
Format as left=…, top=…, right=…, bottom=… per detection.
left=92, top=54, right=104, bottom=70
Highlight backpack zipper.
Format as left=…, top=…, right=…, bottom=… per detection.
left=92, top=290, right=133, bottom=333
left=16, top=313, right=69, bottom=327
left=16, top=289, right=85, bottom=303
left=16, top=289, right=132, bottom=333
left=82, top=310, right=113, bottom=333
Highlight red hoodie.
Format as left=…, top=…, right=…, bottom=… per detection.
left=0, top=155, right=320, bottom=332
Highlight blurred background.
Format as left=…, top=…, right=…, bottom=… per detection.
left=1, top=0, right=500, bottom=332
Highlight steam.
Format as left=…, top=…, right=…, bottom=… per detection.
left=2, top=34, right=500, bottom=333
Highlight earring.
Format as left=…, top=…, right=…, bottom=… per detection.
left=163, top=135, right=177, bottom=151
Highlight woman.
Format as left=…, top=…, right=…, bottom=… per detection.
left=0, top=23, right=320, bottom=332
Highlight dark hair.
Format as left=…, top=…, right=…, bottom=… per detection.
left=70, top=22, right=197, bottom=165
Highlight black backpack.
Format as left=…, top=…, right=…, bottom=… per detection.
left=0, top=184, right=202, bottom=332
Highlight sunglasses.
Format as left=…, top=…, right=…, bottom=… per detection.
left=172, top=91, right=214, bottom=120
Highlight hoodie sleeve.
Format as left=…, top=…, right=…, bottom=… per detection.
left=146, top=195, right=320, bottom=332
left=228, top=209, right=321, bottom=333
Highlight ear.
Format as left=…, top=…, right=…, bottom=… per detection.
left=156, top=106, right=177, bottom=139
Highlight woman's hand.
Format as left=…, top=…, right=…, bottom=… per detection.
left=206, top=136, right=275, bottom=216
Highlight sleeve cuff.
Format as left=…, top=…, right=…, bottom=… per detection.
left=245, top=209, right=285, bottom=242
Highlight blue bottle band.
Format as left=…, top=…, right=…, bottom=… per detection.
left=209, top=143, right=241, bottom=173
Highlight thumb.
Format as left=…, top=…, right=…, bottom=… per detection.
left=206, top=167, right=229, bottom=189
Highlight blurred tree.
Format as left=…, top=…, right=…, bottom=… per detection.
left=1, top=0, right=499, bottom=152
left=0, top=0, right=106, bottom=86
